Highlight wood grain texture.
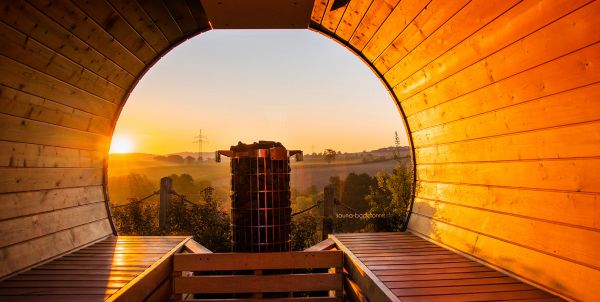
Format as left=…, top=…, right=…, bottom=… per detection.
left=0, top=236, right=188, bottom=301
left=332, top=233, right=563, bottom=301
left=0, top=0, right=209, bottom=279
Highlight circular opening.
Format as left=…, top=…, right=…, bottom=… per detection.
left=108, top=30, right=413, bottom=251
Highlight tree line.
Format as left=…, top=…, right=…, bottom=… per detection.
left=111, top=158, right=412, bottom=251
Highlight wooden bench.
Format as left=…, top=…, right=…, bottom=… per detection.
left=0, top=236, right=191, bottom=302
left=332, top=233, right=565, bottom=302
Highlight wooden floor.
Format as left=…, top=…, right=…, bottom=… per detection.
left=0, top=236, right=190, bottom=301
left=331, top=233, right=565, bottom=302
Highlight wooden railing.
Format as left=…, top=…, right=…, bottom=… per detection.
left=173, top=251, right=343, bottom=301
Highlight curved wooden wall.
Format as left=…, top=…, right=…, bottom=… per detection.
left=0, top=0, right=598, bottom=300
left=0, top=0, right=210, bottom=279
left=309, top=0, right=600, bottom=300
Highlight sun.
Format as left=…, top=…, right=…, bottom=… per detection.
left=109, top=135, right=135, bottom=154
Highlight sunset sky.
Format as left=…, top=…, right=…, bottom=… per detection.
left=111, top=29, right=407, bottom=155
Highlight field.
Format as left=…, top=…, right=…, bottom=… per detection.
left=107, top=153, right=406, bottom=203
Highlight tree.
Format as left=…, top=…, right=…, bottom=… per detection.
left=365, top=162, right=413, bottom=232
left=323, top=149, right=337, bottom=164
left=154, top=155, right=167, bottom=162
left=185, top=155, right=196, bottom=165
left=112, top=174, right=231, bottom=252
left=291, top=211, right=320, bottom=251
left=393, top=131, right=403, bottom=160
left=166, top=154, right=184, bottom=164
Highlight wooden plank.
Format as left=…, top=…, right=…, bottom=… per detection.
left=62, top=255, right=162, bottom=261
left=310, top=0, right=329, bottom=24
left=0, top=85, right=112, bottom=135
left=338, top=247, right=446, bottom=253
left=75, top=249, right=173, bottom=255
left=383, top=0, right=519, bottom=88
left=0, top=0, right=135, bottom=88
left=305, top=238, right=336, bottom=251
left=0, top=219, right=112, bottom=278
left=349, top=0, right=400, bottom=51
left=71, top=0, right=157, bottom=63
left=415, top=181, right=600, bottom=231
left=174, top=251, right=343, bottom=271
left=415, top=119, right=600, bottom=165
left=0, top=141, right=104, bottom=169
left=11, top=274, right=135, bottom=281
left=106, top=236, right=190, bottom=302
left=0, top=114, right=110, bottom=151
left=0, top=21, right=125, bottom=104
left=0, top=167, right=102, bottom=194
left=344, top=274, right=367, bottom=302
left=0, top=55, right=119, bottom=120
left=137, top=0, right=183, bottom=43
left=72, top=250, right=173, bottom=255
left=163, top=0, right=198, bottom=35
left=105, top=0, right=170, bottom=52
left=394, top=0, right=594, bottom=102
left=413, top=197, right=600, bottom=269
left=361, top=0, right=428, bottom=60
left=359, top=254, right=465, bottom=261
left=0, top=280, right=129, bottom=288
left=387, top=276, right=519, bottom=289
left=144, top=276, right=170, bottom=302
left=24, top=269, right=140, bottom=276
left=335, top=0, right=372, bottom=41
left=0, top=287, right=118, bottom=295
left=0, top=202, right=108, bottom=248
left=182, top=239, right=212, bottom=253
left=0, top=185, right=104, bottom=221
left=378, top=271, right=505, bottom=282
left=362, top=258, right=470, bottom=266
left=340, top=239, right=432, bottom=245
left=370, top=262, right=484, bottom=272
left=337, top=242, right=438, bottom=248
left=412, top=83, right=600, bottom=148
left=35, top=263, right=148, bottom=270
left=409, top=214, right=598, bottom=301
left=184, top=0, right=210, bottom=30
left=371, top=264, right=491, bottom=276
left=373, top=0, right=469, bottom=73
left=330, top=235, right=400, bottom=302
left=367, top=260, right=474, bottom=270
left=175, top=273, right=342, bottom=294
left=393, top=283, right=537, bottom=297
left=355, top=250, right=455, bottom=257
left=410, top=53, right=600, bottom=146
left=398, top=290, right=557, bottom=302
left=0, top=295, right=109, bottom=302
left=28, top=0, right=146, bottom=75
left=49, top=259, right=156, bottom=266
left=416, top=158, right=600, bottom=193
left=320, top=0, right=348, bottom=33
left=403, top=9, right=600, bottom=122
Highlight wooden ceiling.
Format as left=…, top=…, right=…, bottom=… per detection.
left=0, top=0, right=598, bottom=300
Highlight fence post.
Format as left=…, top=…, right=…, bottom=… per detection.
left=159, top=177, right=172, bottom=229
left=322, top=184, right=336, bottom=240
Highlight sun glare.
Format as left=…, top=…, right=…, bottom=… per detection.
left=109, top=135, right=135, bottom=154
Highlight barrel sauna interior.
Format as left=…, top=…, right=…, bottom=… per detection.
left=0, top=0, right=598, bottom=300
